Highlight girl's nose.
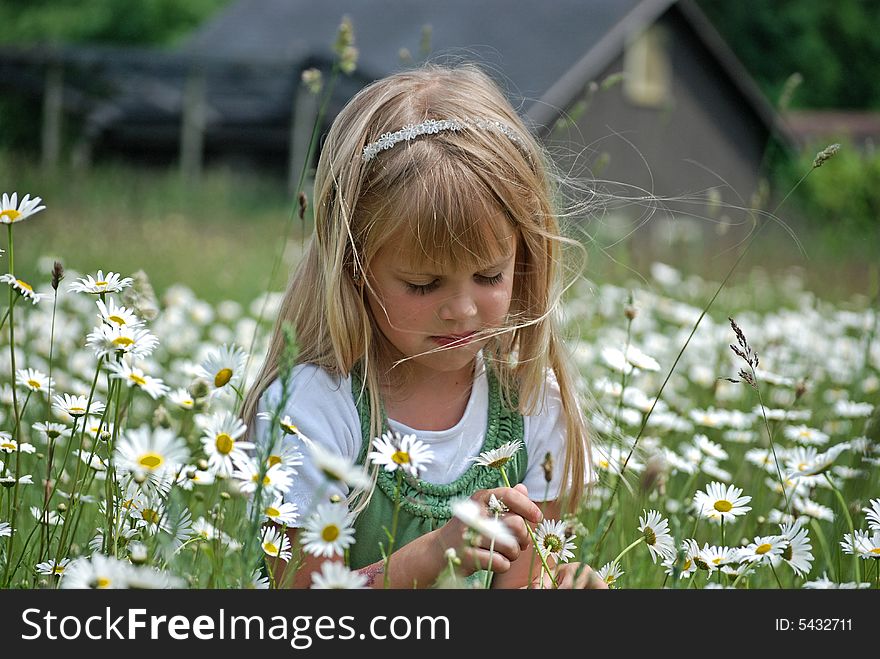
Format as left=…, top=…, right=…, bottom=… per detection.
left=438, top=291, right=478, bottom=321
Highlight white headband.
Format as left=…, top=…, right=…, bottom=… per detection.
left=361, top=118, right=527, bottom=162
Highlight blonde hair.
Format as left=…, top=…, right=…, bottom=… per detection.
left=242, top=63, right=591, bottom=512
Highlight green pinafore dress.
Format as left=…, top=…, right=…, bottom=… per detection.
left=347, top=363, right=527, bottom=572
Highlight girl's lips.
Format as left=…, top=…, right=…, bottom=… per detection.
left=431, top=331, right=477, bottom=346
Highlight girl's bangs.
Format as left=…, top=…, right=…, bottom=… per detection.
left=383, top=157, right=517, bottom=271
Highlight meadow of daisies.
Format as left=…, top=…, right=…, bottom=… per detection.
left=0, top=190, right=878, bottom=590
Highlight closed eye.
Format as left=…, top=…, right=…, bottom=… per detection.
left=405, top=272, right=504, bottom=296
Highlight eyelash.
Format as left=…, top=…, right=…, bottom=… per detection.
left=405, top=272, right=504, bottom=295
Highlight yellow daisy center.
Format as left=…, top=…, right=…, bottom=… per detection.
left=782, top=544, right=793, bottom=561
left=755, top=543, right=772, bottom=555
left=683, top=558, right=692, bottom=571
left=542, top=534, right=563, bottom=553
left=281, top=422, right=298, bottom=434
left=712, top=557, right=722, bottom=565
left=17, top=279, right=32, bottom=291
left=322, top=524, right=340, bottom=542
left=27, top=379, right=42, bottom=388
left=391, top=450, right=410, bottom=465
left=871, top=548, right=880, bottom=555
left=264, top=542, right=279, bottom=555
left=52, top=565, right=65, bottom=574
left=142, top=508, right=161, bottom=525
left=486, top=457, right=511, bottom=468
left=109, top=315, right=126, bottom=325
left=643, top=527, right=657, bottom=545
left=129, top=374, right=147, bottom=386
left=1, top=442, right=16, bottom=450
left=112, top=336, right=134, bottom=347
left=68, top=406, right=86, bottom=415
left=714, top=500, right=733, bottom=513
left=268, top=455, right=282, bottom=467
left=94, top=576, right=111, bottom=588
left=215, top=433, right=234, bottom=455
left=599, top=459, right=609, bottom=469
left=95, top=281, right=108, bottom=287
left=266, top=506, right=280, bottom=517
left=138, top=452, right=164, bottom=470
left=1, top=209, right=22, bottom=222
left=215, top=368, right=233, bottom=388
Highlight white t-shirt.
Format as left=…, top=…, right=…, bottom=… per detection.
left=255, top=358, right=568, bottom=514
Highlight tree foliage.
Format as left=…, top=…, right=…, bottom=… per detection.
left=0, top=0, right=231, bottom=47
left=698, top=0, right=880, bottom=109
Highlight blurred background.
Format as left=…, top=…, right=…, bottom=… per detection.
left=1, top=0, right=877, bottom=305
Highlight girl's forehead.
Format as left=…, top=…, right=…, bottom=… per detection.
left=377, top=211, right=517, bottom=273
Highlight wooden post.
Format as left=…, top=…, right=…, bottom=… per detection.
left=41, top=62, right=63, bottom=171
left=180, top=68, right=206, bottom=182
left=288, top=83, right=319, bottom=195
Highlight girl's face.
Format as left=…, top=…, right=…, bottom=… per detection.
left=366, top=230, right=517, bottom=378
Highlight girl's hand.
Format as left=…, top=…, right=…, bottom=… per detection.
left=437, top=484, right=542, bottom=575
left=529, top=562, right=608, bottom=589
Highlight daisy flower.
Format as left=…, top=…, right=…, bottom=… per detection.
left=311, top=562, right=368, bottom=589
left=597, top=559, right=624, bottom=587
left=31, top=506, right=64, bottom=526
left=693, top=481, right=752, bottom=523
left=168, top=387, right=195, bottom=410
left=261, top=434, right=305, bottom=473
left=600, top=346, right=633, bottom=374
left=740, top=535, right=785, bottom=564
left=107, top=362, right=169, bottom=399
left=69, top=270, right=133, bottom=295
left=783, top=424, right=829, bottom=446
left=368, top=430, right=434, bottom=478
left=35, top=558, right=70, bottom=577
left=472, top=439, right=524, bottom=469
left=85, top=323, right=159, bottom=359
left=200, top=411, right=253, bottom=476
left=15, top=368, right=54, bottom=395
left=864, top=498, right=880, bottom=532
left=450, top=498, right=515, bottom=546
left=0, top=437, right=36, bottom=454
left=802, top=571, right=871, bottom=589
left=662, top=539, right=700, bottom=579
left=638, top=509, right=676, bottom=563
left=0, top=522, right=11, bottom=537
left=309, top=442, right=371, bottom=489
left=300, top=502, right=357, bottom=558
left=695, top=544, right=738, bottom=574
left=115, top=425, right=189, bottom=488
left=0, top=274, right=43, bottom=304
left=840, top=530, right=880, bottom=559
left=260, top=525, right=293, bottom=562
left=127, top=566, right=185, bottom=589
left=232, top=458, right=294, bottom=498
left=0, top=192, right=45, bottom=224
left=773, top=518, right=813, bottom=577
left=60, top=554, right=134, bottom=589
left=693, top=434, right=728, bottom=461
left=32, top=421, right=70, bottom=443
left=625, top=345, right=661, bottom=371
left=95, top=298, right=142, bottom=329
left=534, top=519, right=577, bottom=563
left=262, top=495, right=299, bottom=526
left=196, top=343, right=247, bottom=393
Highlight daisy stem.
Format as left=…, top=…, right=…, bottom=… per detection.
left=383, top=470, right=403, bottom=589
left=3, top=223, right=22, bottom=588
left=500, top=467, right=558, bottom=588
left=484, top=513, right=499, bottom=589
left=721, top=517, right=725, bottom=548
left=39, top=281, right=61, bottom=563
left=769, top=560, right=784, bottom=588
left=825, top=473, right=860, bottom=584
left=611, top=536, right=644, bottom=565
left=810, top=517, right=837, bottom=581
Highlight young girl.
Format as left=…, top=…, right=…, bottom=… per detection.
left=242, top=64, right=603, bottom=589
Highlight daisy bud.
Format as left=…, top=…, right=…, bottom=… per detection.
left=189, top=379, right=210, bottom=400
left=624, top=305, right=638, bottom=320
left=56, top=503, right=67, bottom=514
left=152, top=405, right=171, bottom=429
left=298, top=192, right=308, bottom=221
left=541, top=451, right=554, bottom=484
left=197, top=458, right=209, bottom=471
left=51, top=261, right=64, bottom=291
left=99, top=430, right=112, bottom=442
left=220, top=491, right=231, bottom=501
left=36, top=452, right=45, bottom=460
left=329, top=493, right=343, bottom=503
left=130, top=542, right=149, bottom=565
left=133, top=472, right=147, bottom=485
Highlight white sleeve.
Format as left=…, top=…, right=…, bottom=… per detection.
left=522, top=373, right=568, bottom=501
left=254, top=364, right=362, bottom=516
